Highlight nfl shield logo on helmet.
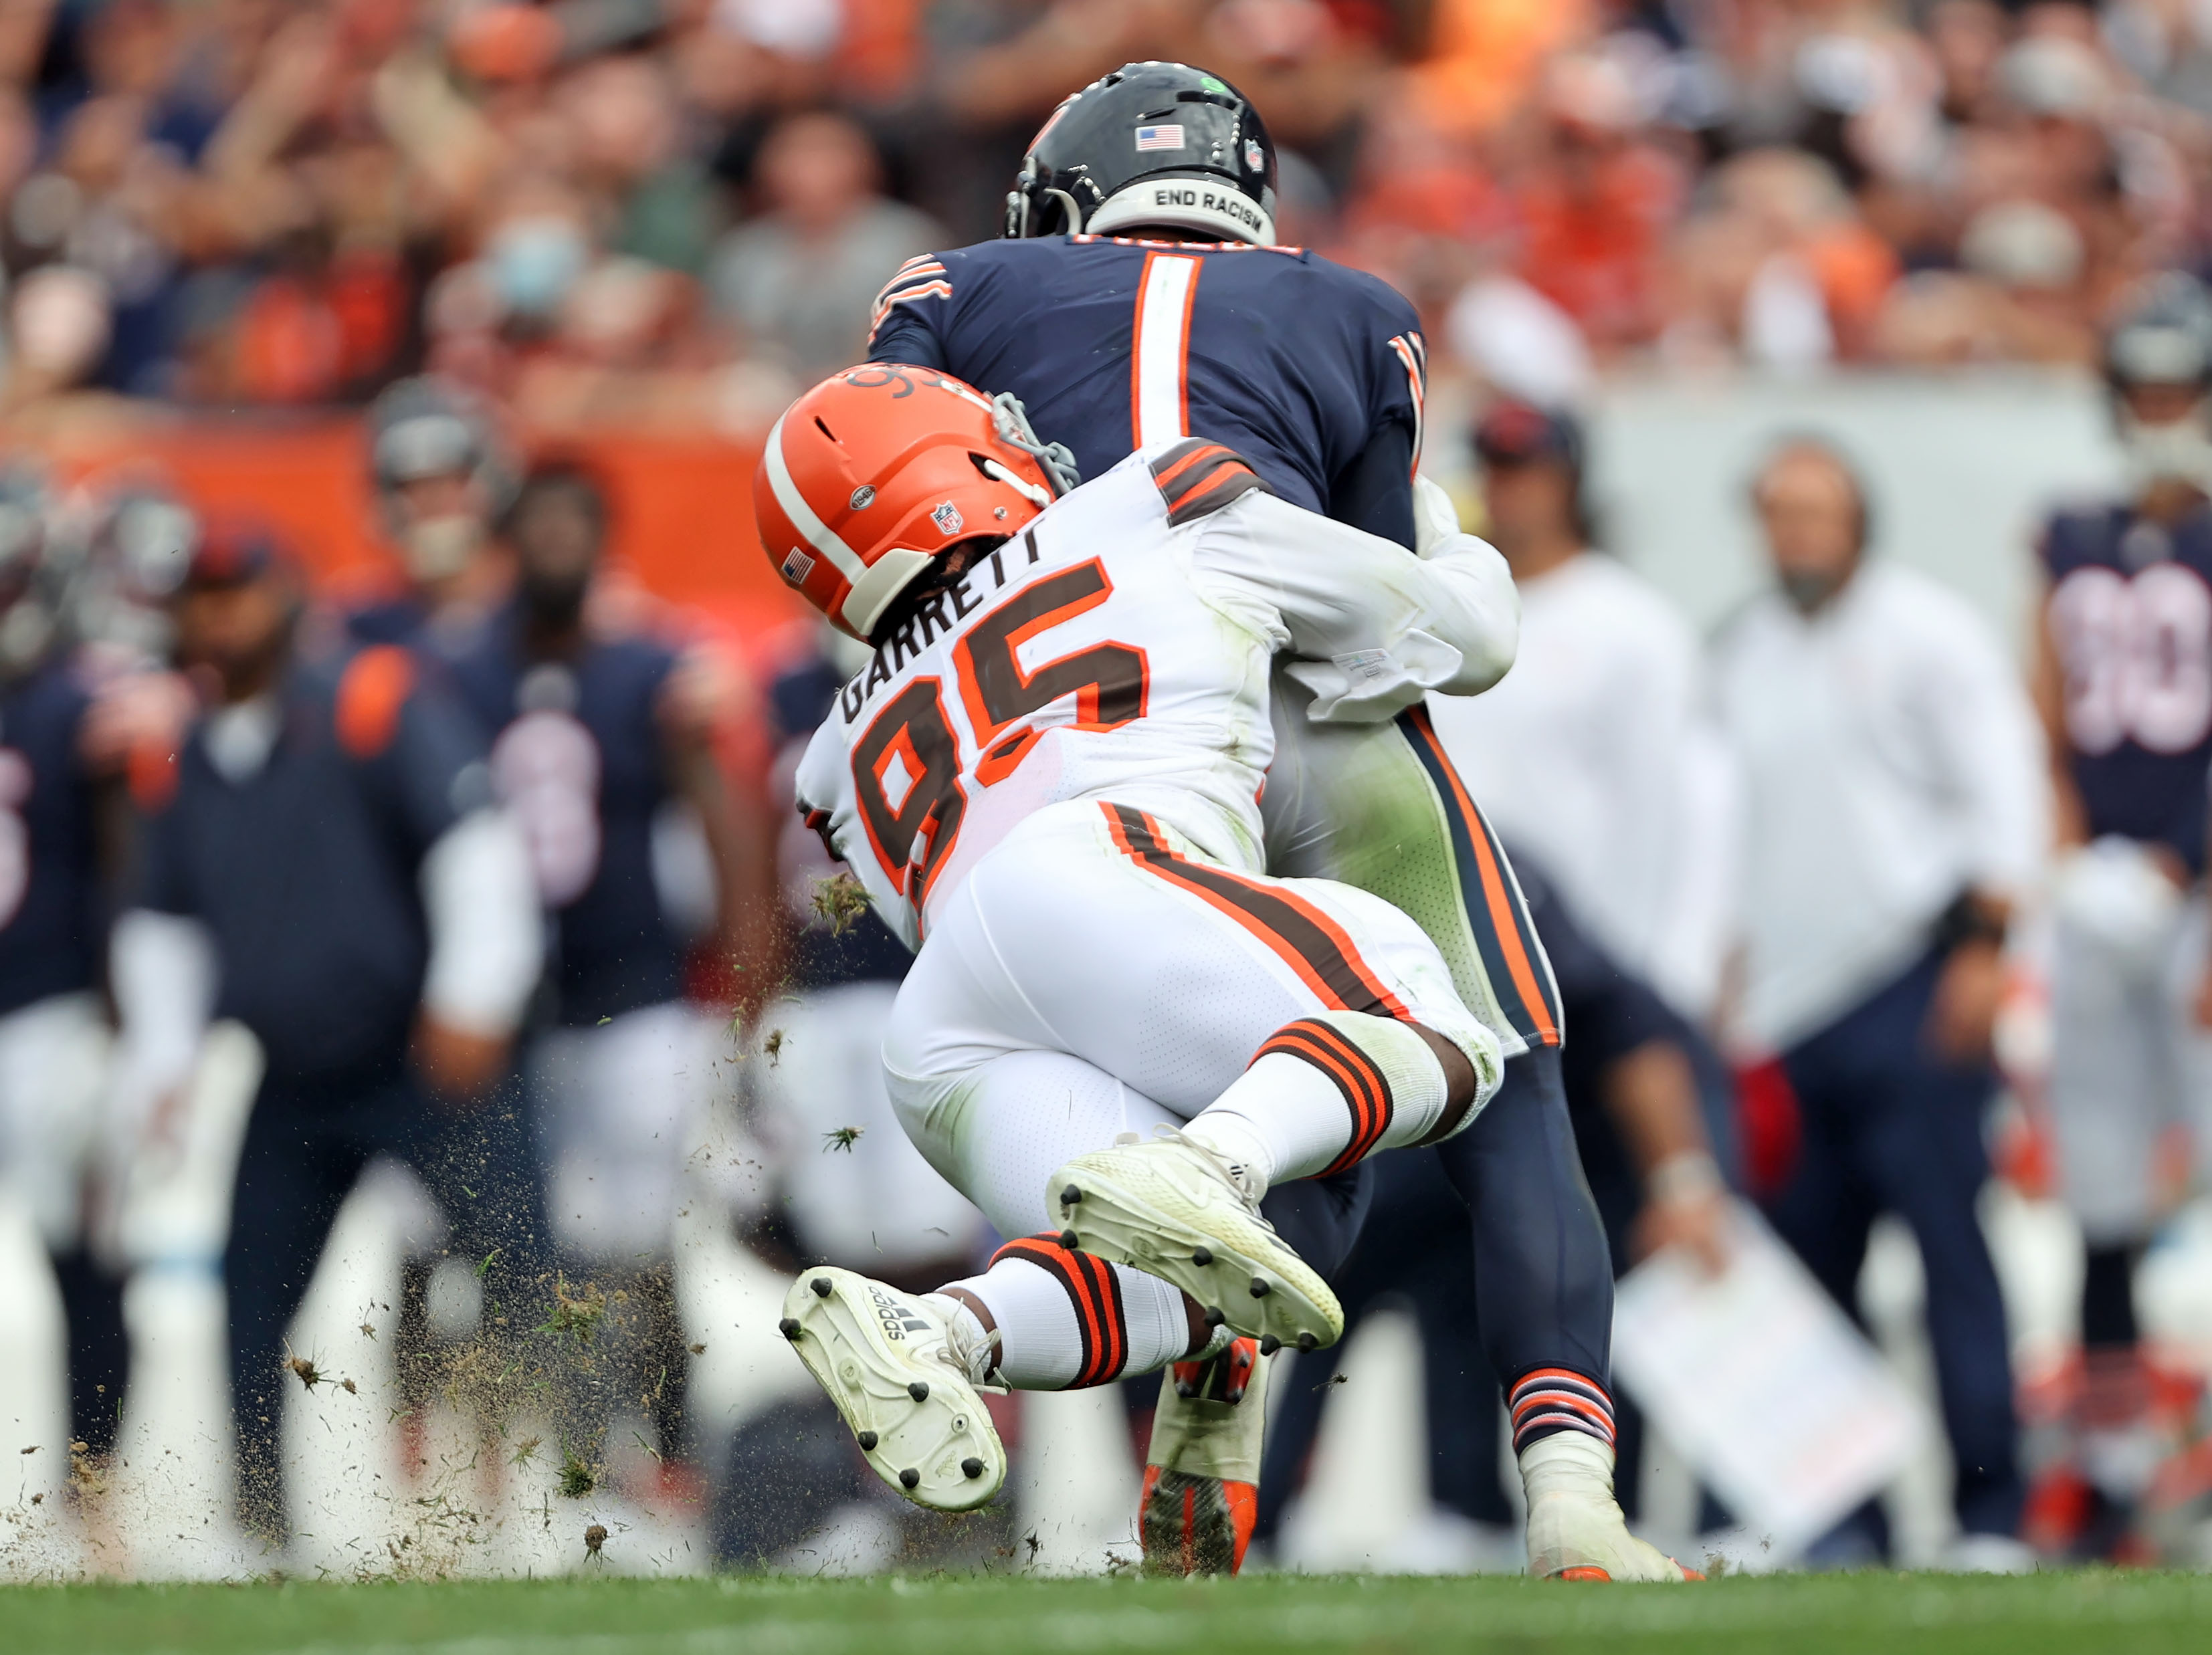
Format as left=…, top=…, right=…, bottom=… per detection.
left=780, top=546, right=815, bottom=584
left=932, top=501, right=966, bottom=536
left=1244, top=138, right=1263, bottom=172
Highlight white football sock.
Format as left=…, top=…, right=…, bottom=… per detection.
left=1185, top=1012, right=1451, bottom=1188
left=942, top=1246, right=1192, bottom=1390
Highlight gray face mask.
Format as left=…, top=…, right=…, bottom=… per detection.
left=403, top=515, right=484, bottom=583
left=2120, top=408, right=2212, bottom=497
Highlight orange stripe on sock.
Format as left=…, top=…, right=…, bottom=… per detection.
left=1256, top=1020, right=1395, bottom=1174
left=997, top=1234, right=1120, bottom=1388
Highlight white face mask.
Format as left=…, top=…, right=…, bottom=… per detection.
left=403, top=514, right=484, bottom=583
left=2120, top=403, right=2212, bottom=496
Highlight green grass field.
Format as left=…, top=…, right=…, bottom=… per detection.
left=5, top=1571, right=2211, bottom=1655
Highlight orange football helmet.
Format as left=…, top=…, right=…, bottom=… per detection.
left=755, top=365, right=1078, bottom=639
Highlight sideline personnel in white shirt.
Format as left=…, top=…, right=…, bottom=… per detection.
left=1428, top=401, right=1736, bottom=1022
left=1713, top=437, right=2049, bottom=1566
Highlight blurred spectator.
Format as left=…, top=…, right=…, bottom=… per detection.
left=1664, top=148, right=1900, bottom=370
left=1875, top=198, right=2099, bottom=366
left=1713, top=437, right=2048, bottom=1568
left=0, top=0, right=2208, bottom=417
left=708, top=110, right=942, bottom=383
left=113, top=524, right=541, bottom=1541
left=1430, top=399, right=1730, bottom=1022
left=1505, top=50, right=1691, bottom=359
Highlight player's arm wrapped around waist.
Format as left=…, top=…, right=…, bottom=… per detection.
left=1195, top=489, right=1520, bottom=724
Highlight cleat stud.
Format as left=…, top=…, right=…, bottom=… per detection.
left=778, top=1317, right=801, bottom=1339
left=1296, top=1331, right=1318, bottom=1351
left=900, top=1468, right=920, bottom=1490
left=857, top=1431, right=878, bottom=1450
left=811, top=1277, right=833, bottom=1298
left=1191, top=1246, right=1213, bottom=1266
left=962, top=1457, right=985, bottom=1479
left=1061, top=1185, right=1083, bottom=1205
left=1203, top=1306, right=1225, bottom=1327
left=1249, top=1277, right=1271, bottom=1298
left=908, top=1381, right=930, bottom=1402
left=1259, top=1335, right=1281, bottom=1355
left=1059, top=1230, right=1082, bottom=1250
left=1175, top=1382, right=1197, bottom=1400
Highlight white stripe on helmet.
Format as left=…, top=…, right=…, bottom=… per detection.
left=762, top=411, right=868, bottom=584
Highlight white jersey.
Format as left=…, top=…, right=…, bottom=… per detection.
left=795, top=439, right=1516, bottom=949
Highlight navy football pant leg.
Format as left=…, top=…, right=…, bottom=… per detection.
left=1258, top=1161, right=1374, bottom=1285
left=1433, top=1043, right=1615, bottom=1395
left=1773, top=949, right=2023, bottom=1541
left=1254, top=1149, right=1516, bottom=1545
left=51, top=1248, right=128, bottom=1458
left=225, top=1081, right=375, bottom=1538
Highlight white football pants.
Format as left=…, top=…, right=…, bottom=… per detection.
left=881, top=798, right=1496, bottom=1242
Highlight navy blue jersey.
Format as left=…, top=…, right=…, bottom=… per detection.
left=2041, top=504, right=2212, bottom=872
left=346, top=595, right=433, bottom=650
left=136, top=647, right=486, bottom=1083
left=867, top=235, right=1428, bottom=548
left=769, top=650, right=910, bottom=990
left=0, top=659, right=102, bottom=1014
left=446, top=606, right=686, bottom=1026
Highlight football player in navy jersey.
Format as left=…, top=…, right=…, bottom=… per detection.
left=347, top=377, right=519, bottom=655
left=860, top=62, right=1666, bottom=1581
left=0, top=461, right=157, bottom=1523
left=115, top=524, right=542, bottom=1545
left=445, top=463, right=767, bottom=1485
left=2030, top=274, right=2212, bottom=1557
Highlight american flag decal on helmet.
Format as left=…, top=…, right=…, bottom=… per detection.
left=1134, top=124, right=1184, bottom=151
left=780, top=547, right=814, bottom=584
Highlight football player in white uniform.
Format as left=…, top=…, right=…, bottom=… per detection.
left=754, top=366, right=1695, bottom=1583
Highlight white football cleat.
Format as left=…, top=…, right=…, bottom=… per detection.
left=1521, top=1432, right=1698, bottom=1582
left=1049, top=1131, right=1343, bottom=1350
left=778, top=1267, right=1005, bottom=1512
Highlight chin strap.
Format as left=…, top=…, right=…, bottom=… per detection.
left=991, top=393, right=1082, bottom=499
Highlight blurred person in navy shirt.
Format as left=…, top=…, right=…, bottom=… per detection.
left=113, top=522, right=540, bottom=1543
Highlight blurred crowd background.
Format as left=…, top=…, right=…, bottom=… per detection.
left=4, top=0, right=2212, bottom=1587
left=10, top=0, right=2212, bottom=429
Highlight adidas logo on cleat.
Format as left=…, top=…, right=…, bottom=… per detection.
left=868, top=1283, right=922, bottom=1342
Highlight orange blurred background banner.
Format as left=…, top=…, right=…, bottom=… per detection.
left=33, top=417, right=811, bottom=650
